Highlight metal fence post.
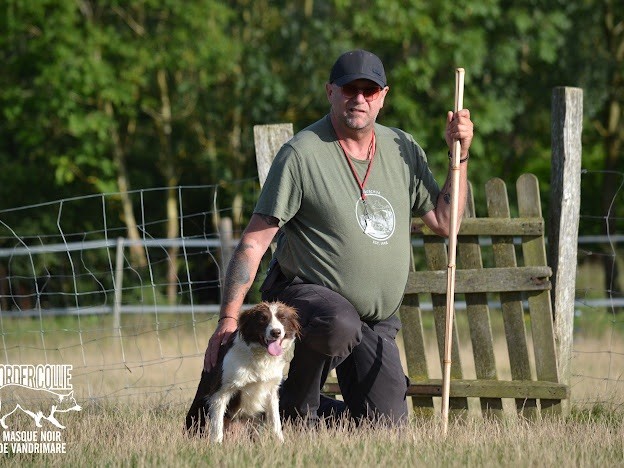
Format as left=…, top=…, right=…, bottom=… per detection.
left=113, top=237, right=125, bottom=331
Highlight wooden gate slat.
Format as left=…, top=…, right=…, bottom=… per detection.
left=424, top=236, right=469, bottom=415
left=405, top=266, right=551, bottom=294
left=517, top=174, right=561, bottom=415
left=486, top=177, right=538, bottom=416
left=457, top=185, right=502, bottom=417
left=412, top=217, right=544, bottom=236
left=323, top=379, right=568, bottom=399
left=399, top=294, right=435, bottom=416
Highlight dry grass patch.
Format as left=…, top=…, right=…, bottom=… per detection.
left=1, top=399, right=622, bottom=467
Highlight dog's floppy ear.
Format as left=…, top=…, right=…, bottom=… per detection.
left=238, top=302, right=270, bottom=344
left=277, top=303, right=301, bottom=339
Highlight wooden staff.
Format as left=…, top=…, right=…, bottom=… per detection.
left=442, top=67, right=465, bottom=436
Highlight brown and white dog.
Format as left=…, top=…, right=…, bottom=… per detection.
left=185, top=301, right=300, bottom=443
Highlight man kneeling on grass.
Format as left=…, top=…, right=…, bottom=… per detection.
left=204, top=49, right=474, bottom=426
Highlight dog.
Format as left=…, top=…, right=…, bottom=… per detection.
left=185, top=301, right=300, bottom=443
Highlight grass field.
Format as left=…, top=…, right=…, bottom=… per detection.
left=1, top=307, right=623, bottom=466
left=1, top=400, right=622, bottom=467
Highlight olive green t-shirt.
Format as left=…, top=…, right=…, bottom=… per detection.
left=255, top=115, right=440, bottom=321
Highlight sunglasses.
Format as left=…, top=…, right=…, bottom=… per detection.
left=339, top=83, right=382, bottom=102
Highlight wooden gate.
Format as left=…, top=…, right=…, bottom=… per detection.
left=401, top=175, right=567, bottom=418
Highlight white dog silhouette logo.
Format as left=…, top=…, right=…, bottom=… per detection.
left=0, top=384, right=82, bottom=429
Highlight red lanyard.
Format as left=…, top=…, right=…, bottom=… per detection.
left=337, top=131, right=376, bottom=201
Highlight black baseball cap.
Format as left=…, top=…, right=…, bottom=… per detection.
left=329, top=50, right=387, bottom=88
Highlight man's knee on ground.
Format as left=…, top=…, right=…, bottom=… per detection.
left=356, top=403, right=408, bottom=425
left=347, top=386, right=409, bottom=425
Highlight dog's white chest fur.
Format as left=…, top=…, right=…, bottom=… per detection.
left=219, top=340, right=287, bottom=416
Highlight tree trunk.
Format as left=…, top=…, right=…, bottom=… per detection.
left=156, top=68, right=180, bottom=306
left=105, top=102, right=148, bottom=268
left=166, top=185, right=180, bottom=305
left=600, top=1, right=623, bottom=311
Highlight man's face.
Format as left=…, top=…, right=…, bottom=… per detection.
left=326, top=79, right=389, bottom=132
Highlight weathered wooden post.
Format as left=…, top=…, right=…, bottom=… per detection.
left=253, top=123, right=294, bottom=255
left=218, top=217, right=233, bottom=291
left=548, top=87, right=583, bottom=395
left=253, top=124, right=294, bottom=187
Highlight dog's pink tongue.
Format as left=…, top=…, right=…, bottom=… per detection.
left=267, top=340, right=283, bottom=356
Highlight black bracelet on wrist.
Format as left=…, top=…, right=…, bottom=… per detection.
left=218, top=316, right=237, bottom=323
left=448, top=151, right=469, bottom=163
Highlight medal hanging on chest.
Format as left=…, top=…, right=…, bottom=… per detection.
left=337, top=131, right=376, bottom=233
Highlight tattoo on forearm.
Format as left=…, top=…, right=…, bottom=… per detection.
left=258, top=214, right=279, bottom=227
left=222, top=242, right=253, bottom=304
left=443, top=192, right=451, bottom=205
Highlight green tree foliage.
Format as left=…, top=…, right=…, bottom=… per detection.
left=328, top=0, right=572, bottom=213
left=554, top=0, right=624, bottom=229
left=550, top=0, right=623, bottom=299
left=0, top=1, right=236, bottom=223
left=0, top=0, right=622, bottom=304
left=0, top=0, right=588, bottom=219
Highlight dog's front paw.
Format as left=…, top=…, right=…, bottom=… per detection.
left=209, top=431, right=224, bottom=444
